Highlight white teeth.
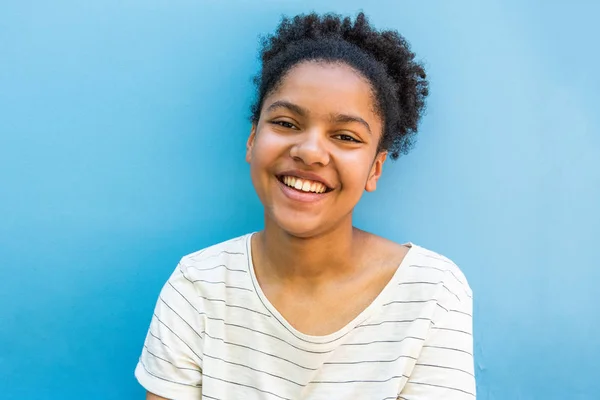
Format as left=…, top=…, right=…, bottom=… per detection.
left=281, top=176, right=328, bottom=194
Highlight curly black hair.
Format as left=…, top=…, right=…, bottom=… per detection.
left=250, top=12, right=429, bottom=159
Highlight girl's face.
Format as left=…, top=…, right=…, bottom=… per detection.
left=246, top=61, right=387, bottom=238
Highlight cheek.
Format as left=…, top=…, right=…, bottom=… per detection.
left=252, top=130, right=288, bottom=164
left=337, top=153, right=376, bottom=188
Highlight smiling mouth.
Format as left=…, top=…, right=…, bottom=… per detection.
left=276, top=175, right=333, bottom=194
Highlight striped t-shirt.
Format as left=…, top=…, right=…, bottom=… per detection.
left=135, top=233, right=475, bottom=399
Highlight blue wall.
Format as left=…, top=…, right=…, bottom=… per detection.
left=1, top=1, right=598, bottom=399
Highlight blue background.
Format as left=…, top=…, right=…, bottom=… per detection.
left=1, top=1, right=598, bottom=399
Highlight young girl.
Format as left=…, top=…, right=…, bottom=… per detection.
left=135, top=12, right=475, bottom=400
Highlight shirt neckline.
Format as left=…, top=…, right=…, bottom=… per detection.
left=244, top=232, right=417, bottom=347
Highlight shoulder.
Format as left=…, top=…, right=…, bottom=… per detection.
left=178, top=233, right=251, bottom=272
left=359, top=230, right=411, bottom=269
left=407, top=243, right=473, bottom=302
left=166, top=233, right=255, bottom=303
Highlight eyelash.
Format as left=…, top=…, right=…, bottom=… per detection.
left=335, top=134, right=360, bottom=143
left=271, top=120, right=298, bottom=129
left=270, top=121, right=361, bottom=143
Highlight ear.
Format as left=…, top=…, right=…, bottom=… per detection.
left=245, top=124, right=257, bottom=163
left=365, top=151, right=387, bottom=192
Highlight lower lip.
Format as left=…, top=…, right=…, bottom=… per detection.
left=276, top=178, right=330, bottom=203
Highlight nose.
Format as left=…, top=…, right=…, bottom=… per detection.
left=289, top=129, right=330, bottom=166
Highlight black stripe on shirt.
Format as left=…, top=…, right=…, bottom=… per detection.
left=323, top=353, right=416, bottom=365
left=450, top=308, right=472, bottom=317
left=430, top=326, right=472, bottom=336
left=415, top=362, right=475, bottom=377
left=148, top=329, right=170, bottom=349
left=159, top=297, right=205, bottom=341
left=188, top=249, right=245, bottom=261
left=203, top=331, right=319, bottom=371
left=186, top=279, right=252, bottom=292
left=143, top=345, right=201, bottom=373
left=168, top=279, right=336, bottom=355
left=383, top=299, right=438, bottom=307
left=203, top=352, right=305, bottom=387
left=356, top=317, right=433, bottom=329
left=152, top=312, right=204, bottom=361
left=224, top=322, right=334, bottom=354
left=407, top=380, right=475, bottom=397
left=169, top=280, right=270, bottom=318
left=310, top=374, right=409, bottom=384
left=422, top=345, right=473, bottom=356
left=203, top=373, right=292, bottom=400
left=190, top=264, right=247, bottom=273
left=407, top=264, right=472, bottom=298
left=139, top=359, right=202, bottom=388
left=340, top=336, right=425, bottom=347
left=398, top=281, right=461, bottom=302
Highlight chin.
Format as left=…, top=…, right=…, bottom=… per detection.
left=268, top=210, right=327, bottom=239
left=277, top=220, right=323, bottom=239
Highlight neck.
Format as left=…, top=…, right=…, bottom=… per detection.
left=254, top=216, right=362, bottom=287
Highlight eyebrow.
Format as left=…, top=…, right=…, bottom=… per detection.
left=329, top=113, right=371, bottom=135
left=265, top=100, right=371, bottom=135
left=265, top=100, right=308, bottom=117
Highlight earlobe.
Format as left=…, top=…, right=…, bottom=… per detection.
left=365, top=151, right=387, bottom=192
left=246, top=124, right=257, bottom=163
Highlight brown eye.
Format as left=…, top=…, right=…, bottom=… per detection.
left=335, top=134, right=360, bottom=143
left=271, top=120, right=298, bottom=130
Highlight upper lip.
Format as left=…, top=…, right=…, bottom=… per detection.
left=277, top=169, right=334, bottom=190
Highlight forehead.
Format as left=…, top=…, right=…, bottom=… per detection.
left=266, top=61, right=380, bottom=123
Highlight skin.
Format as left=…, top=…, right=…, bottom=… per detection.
left=146, top=393, right=166, bottom=400
left=247, top=61, right=409, bottom=336
left=248, top=61, right=386, bottom=239
left=146, top=61, right=409, bottom=399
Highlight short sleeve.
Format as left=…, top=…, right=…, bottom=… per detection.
left=134, top=262, right=205, bottom=400
left=399, top=272, right=476, bottom=399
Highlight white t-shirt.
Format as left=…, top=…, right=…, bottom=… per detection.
left=135, top=233, right=475, bottom=399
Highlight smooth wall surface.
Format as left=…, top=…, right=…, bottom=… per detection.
left=1, top=1, right=598, bottom=399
